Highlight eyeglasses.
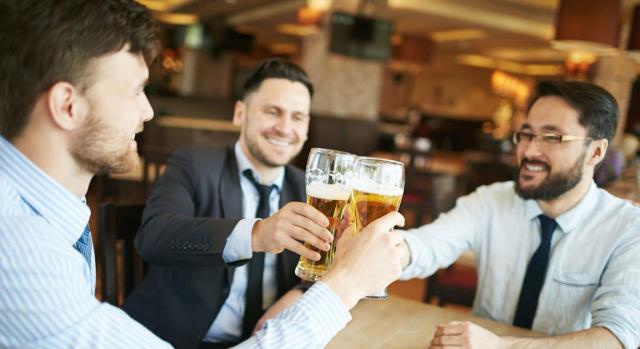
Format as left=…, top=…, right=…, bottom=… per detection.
left=512, top=132, right=592, bottom=147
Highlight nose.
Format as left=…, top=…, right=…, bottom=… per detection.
left=520, top=137, right=544, bottom=159
left=140, top=93, right=154, bottom=123
left=273, top=114, right=293, bottom=135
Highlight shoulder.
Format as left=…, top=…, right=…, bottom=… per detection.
left=462, top=181, right=518, bottom=206
left=172, top=145, right=228, bottom=163
left=596, top=188, right=640, bottom=231
left=285, top=163, right=304, bottom=179
left=285, top=164, right=305, bottom=188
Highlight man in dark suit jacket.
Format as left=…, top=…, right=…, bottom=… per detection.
left=124, top=59, right=333, bottom=349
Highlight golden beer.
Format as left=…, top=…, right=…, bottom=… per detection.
left=296, top=182, right=350, bottom=281
left=350, top=156, right=404, bottom=299
left=351, top=187, right=403, bottom=232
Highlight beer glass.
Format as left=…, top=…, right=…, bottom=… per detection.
left=295, top=148, right=356, bottom=281
left=351, top=157, right=404, bottom=299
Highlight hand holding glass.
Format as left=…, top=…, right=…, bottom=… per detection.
left=295, top=148, right=356, bottom=281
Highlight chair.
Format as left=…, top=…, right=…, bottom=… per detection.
left=141, top=146, right=173, bottom=197
left=98, top=202, right=146, bottom=306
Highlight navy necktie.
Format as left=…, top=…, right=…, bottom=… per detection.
left=74, top=224, right=93, bottom=267
left=242, top=170, right=277, bottom=339
left=513, top=214, right=557, bottom=328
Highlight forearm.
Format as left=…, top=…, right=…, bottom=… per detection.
left=504, top=327, right=623, bottom=349
left=235, top=282, right=351, bottom=349
left=136, top=213, right=236, bottom=266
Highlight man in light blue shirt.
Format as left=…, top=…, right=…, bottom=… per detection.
left=401, top=81, right=640, bottom=349
left=0, top=1, right=408, bottom=348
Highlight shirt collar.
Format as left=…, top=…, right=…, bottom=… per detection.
left=522, top=180, right=598, bottom=235
left=0, top=136, right=90, bottom=246
left=234, top=142, right=284, bottom=191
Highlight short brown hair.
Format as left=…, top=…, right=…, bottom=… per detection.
left=241, top=58, right=314, bottom=100
left=0, top=0, right=159, bottom=140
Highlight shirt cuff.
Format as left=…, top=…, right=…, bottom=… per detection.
left=299, top=281, right=352, bottom=339
left=222, top=218, right=258, bottom=263
left=400, top=230, right=422, bottom=280
left=593, top=322, right=638, bottom=349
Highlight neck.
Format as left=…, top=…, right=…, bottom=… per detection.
left=239, top=141, right=283, bottom=185
left=537, top=175, right=592, bottom=218
left=13, top=130, right=92, bottom=198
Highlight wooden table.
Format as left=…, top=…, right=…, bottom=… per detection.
left=327, top=296, right=539, bottom=349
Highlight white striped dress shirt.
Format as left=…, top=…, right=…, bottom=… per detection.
left=0, top=136, right=350, bottom=348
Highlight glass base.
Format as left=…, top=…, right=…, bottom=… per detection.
left=295, top=263, right=327, bottom=281
left=365, top=288, right=388, bottom=299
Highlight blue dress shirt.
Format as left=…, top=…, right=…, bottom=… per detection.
left=0, top=136, right=352, bottom=348
left=0, top=136, right=171, bottom=348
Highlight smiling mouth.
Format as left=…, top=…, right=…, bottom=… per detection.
left=520, top=160, right=550, bottom=177
left=266, top=137, right=293, bottom=147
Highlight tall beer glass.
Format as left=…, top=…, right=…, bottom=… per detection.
left=295, top=148, right=356, bottom=281
left=351, top=157, right=404, bottom=299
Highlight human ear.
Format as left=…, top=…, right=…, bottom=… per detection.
left=46, top=82, right=87, bottom=131
left=232, top=100, right=246, bottom=127
left=587, top=139, right=609, bottom=166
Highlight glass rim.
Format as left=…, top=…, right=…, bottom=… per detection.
left=309, top=147, right=357, bottom=157
left=355, top=156, right=405, bottom=167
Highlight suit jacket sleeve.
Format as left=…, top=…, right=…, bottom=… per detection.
left=135, top=146, right=240, bottom=267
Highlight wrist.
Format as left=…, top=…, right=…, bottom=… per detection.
left=321, top=268, right=362, bottom=310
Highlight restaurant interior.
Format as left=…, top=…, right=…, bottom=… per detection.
left=90, top=0, right=640, bottom=344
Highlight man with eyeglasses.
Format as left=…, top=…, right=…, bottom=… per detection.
left=398, top=80, right=640, bottom=349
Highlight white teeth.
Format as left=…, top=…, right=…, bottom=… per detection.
left=267, top=138, right=291, bottom=147
left=525, top=164, right=545, bottom=172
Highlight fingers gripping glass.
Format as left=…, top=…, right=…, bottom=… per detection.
left=512, top=132, right=592, bottom=147
left=295, top=148, right=357, bottom=281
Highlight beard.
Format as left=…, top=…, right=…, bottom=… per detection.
left=515, top=151, right=586, bottom=200
left=70, top=105, right=139, bottom=175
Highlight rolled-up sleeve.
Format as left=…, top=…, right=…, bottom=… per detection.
left=590, top=227, right=640, bottom=349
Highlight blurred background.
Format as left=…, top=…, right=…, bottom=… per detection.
left=95, top=0, right=640, bottom=306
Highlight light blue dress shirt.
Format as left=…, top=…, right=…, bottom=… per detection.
left=0, top=136, right=351, bottom=348
left=0, top=136, right=171, bottom=348
left=204, top=142, right=285, bottom=343
left=401, top=181, right=640, bottom=349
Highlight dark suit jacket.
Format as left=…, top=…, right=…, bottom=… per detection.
left=123, top=146, right=306, bottom=349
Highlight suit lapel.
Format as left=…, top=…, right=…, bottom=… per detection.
left=277, top=167, right=306, bottom=294
left=220, top=147, right=243, bottom=218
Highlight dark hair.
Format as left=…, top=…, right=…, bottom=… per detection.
left=0, top=0, right=159, bottom=140
left=528, top=80, right=619, bottom=144
left=241, top=58, right=314, bottom=100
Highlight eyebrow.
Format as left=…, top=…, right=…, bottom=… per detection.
left=520, top=123, right=567, bottom=134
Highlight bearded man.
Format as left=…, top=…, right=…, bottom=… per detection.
left=398, top=80, right=640, bottom=349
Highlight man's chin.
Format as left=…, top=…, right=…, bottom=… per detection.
left=100, top=151, right=139, bottom=175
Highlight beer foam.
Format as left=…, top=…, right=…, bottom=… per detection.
left=352, top=178, right=404, bottom=197
left=306, top=182, right=351, bottom=201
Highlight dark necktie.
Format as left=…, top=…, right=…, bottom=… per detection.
left=513, top=214, right=557, bottom=328
left=74, top=224, right=93, bottom=267
left=242, top=170, right=277, bottom=339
